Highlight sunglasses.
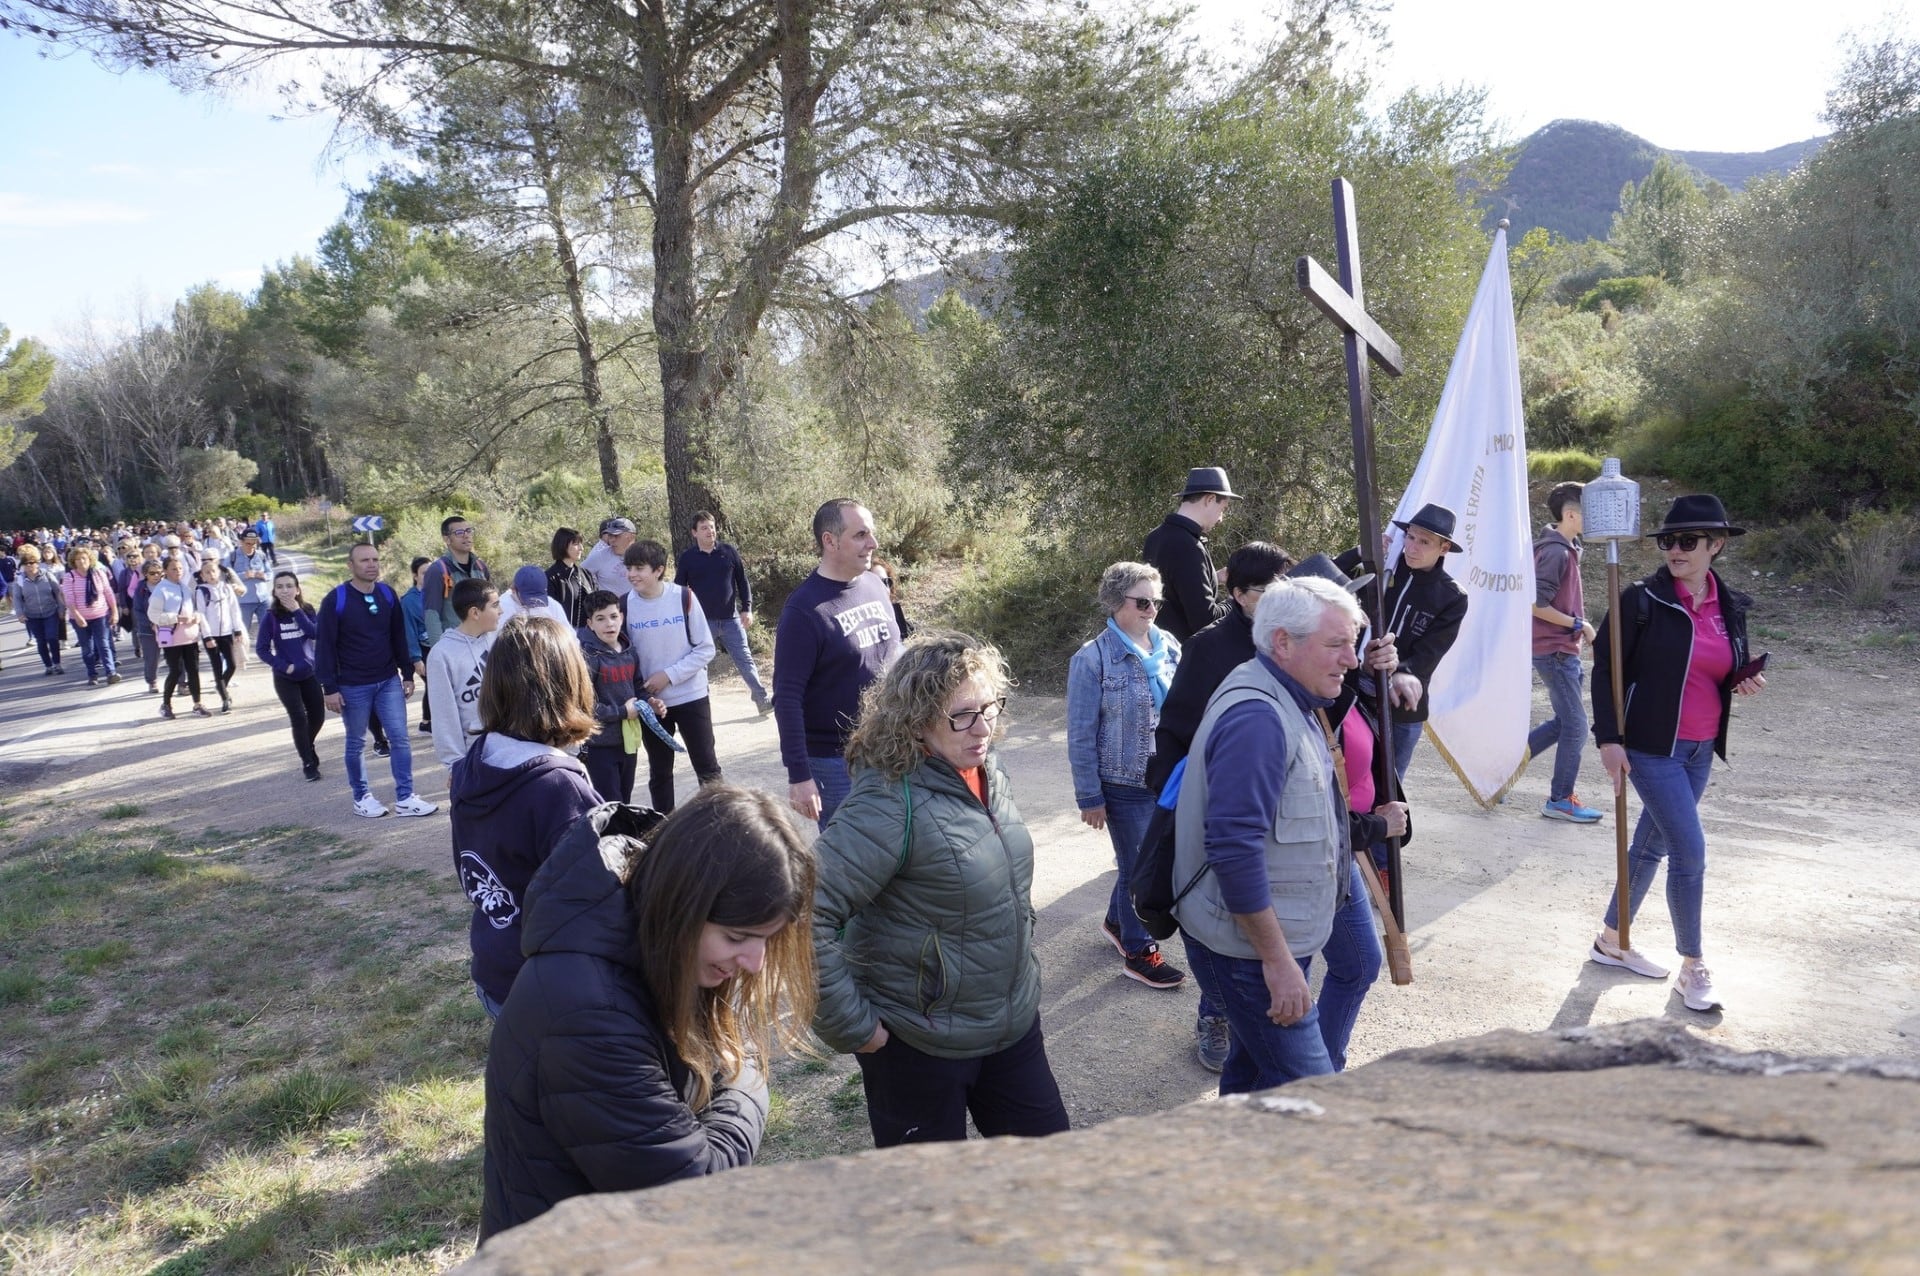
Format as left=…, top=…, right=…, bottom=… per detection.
left=1125, top=595, right=1163, bottom=613
left=1654, top=533, right=1714, bottom=552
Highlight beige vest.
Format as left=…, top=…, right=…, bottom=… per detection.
left=1172, top=657, right=1343, bottom=959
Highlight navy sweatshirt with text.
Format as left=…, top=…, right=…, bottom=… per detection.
left=771, top=569, right=900, bottom=782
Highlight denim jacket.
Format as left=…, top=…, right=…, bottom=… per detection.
left=1066, top=624, right=1181, bottom=806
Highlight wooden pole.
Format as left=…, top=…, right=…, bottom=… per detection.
left=1606, top=543, right=1631, bottom=949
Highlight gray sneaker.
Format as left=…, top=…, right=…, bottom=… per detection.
left=1589, top=934, right=1669, bottom=979
left=1195, top=1014, right=1230, bottom=1074
left=1677, top=962, right=1722, bottom=1012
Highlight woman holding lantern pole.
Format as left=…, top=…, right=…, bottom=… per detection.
left=1587, top=494, right=1767, bottom=1013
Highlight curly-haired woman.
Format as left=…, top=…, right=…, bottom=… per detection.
left=811, top=630, right=1069, bottom=1148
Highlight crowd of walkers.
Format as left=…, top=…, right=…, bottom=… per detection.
left=5, top=482, right=1768, bottom=1247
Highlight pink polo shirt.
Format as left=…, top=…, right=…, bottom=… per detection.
left=1341, top=710, right=1377, bottom=815
left=1674, top=573, right=1734, bottom=742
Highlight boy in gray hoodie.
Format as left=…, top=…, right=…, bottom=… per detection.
left=429, top=578, right=502, bottom=773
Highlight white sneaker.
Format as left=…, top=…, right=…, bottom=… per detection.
left=353, top=794, right=390, bottom=818
left=1677, top=962, right=1723, bottom=1011
left=391, top=795, right=439, bottom=818
left=1589, top=934, right=1669, bottom=979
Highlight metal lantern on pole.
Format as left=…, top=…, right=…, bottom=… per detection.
left=1582, top=457, right=1640, bottom=948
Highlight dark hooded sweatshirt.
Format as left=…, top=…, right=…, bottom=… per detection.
left=479, top=803, right=769, bottom=1241
left=451, top=732, right=602, bottom=1005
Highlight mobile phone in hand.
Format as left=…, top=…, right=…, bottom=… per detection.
left=1726, top=651, right=1768, bottom=688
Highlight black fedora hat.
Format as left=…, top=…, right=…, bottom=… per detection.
left=1649, top=493, right=1744, bottom=538
left=1288, top=552, right=1373, bottom=596
left=1178, top=466, right=1241, bottom=501
left=1391, top=502, right=1458, bottom=551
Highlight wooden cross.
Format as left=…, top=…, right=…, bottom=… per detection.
left=1296, top=176, right=1409, bottom=931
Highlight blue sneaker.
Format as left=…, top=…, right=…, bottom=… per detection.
left=1542, top=795, right=1603, bottom=824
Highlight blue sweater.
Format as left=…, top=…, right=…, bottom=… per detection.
left=772, top=569, right=900, bottom=782
left=256, top=605, right=319, bottom=681
left=314, top=581, right=411, bottom=693
left=674, top=542, right=752, bottom=620
left=1204, top=654, right=1337, bottom=914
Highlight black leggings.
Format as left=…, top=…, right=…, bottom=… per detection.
left=639, top=696, right=722, bottom=812
left=273, top=673, right=325, bottom=768
left=203, top=634, right=236, bottom=695
left=162, top=644, right=202, bottom=705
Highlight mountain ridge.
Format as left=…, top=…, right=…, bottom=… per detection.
left=1485, top=118, right=1825, bottom=242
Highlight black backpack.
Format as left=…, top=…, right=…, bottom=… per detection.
left=1126, top=759, right=1210, bottom=941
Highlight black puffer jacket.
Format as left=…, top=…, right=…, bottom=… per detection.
left=479, top=803, right=768, bottom=1242
left=1591, top=566, right=1751, bottom=761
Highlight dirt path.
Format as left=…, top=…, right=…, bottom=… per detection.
left=3, top=598, right=1914, bottom=1134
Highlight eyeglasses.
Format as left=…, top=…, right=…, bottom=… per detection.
left=946, top=698, right=1007, bottom=732
left=362, top=592, right=380, bottom=615
left=1125, top=595, right=1163, bottom=613
left=1655, top=533, right=1711, bottom=552
left=447, top=527, right=474, bottom=538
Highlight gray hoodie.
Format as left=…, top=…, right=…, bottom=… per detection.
left=427, top=627, right=497, bottom=767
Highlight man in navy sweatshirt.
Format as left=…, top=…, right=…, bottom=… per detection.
left=773, top=499, right=901, bottom=827
left=676, top=510, right=772, bottom=715
left=316, top=542, right=438, bottom=819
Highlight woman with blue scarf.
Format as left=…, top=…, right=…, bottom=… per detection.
left=1066, top=562, right=1185, bottom=990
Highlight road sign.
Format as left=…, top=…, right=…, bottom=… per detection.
left=350, top=515, right=387, bottom=534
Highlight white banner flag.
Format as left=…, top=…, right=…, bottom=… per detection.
left=1386, top=228, right=1534, bottom=807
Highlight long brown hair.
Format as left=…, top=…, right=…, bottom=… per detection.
left=477, top=615, right=597, bottom=746
left=625, top=786, right=818, bottom=1110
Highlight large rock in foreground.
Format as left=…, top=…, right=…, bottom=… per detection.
left=460, top=1020, right=1920, bottom=1274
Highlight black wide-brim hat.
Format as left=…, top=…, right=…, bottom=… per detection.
left=1178, top=466, right=1241, bottom=501
left=1649, top=493, right=1744, bottom=537
left=1391, top=502, right=1459, bottom=551
left=1288, top=552, right=1374, bottom=595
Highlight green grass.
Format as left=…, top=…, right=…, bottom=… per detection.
left=0, top=801, right=862, bottom=1272
left=1863, top=629, right=1917, bottom=650
left=0, top=820, right=490, bottom=1273
left=102, top=802, right=146, bottom=820
left=1528, top=448, right=1604, bottom=481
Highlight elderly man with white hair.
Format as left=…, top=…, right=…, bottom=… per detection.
left=1171, top=576, right=1404, bottom=1093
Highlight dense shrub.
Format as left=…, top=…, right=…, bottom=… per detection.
left=1577, top=275, right=1667, bottom=314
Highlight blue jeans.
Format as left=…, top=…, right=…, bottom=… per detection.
left=1180, top=934, right=1334, bottom=1093
left=339, top=676, right=415, bottom=802
left=474, top=981, right=505, bottom=1021
left=239, top=599, right=269, bottom=638
left=75, top=616, right=117, bottom=678
left=1318, top=860, right=1383, bottom=1071
left=1527, top=651, right=1587, bottom=801
left=1601, top=739, right=1714, bottom=958
left=1099, top=783, right=1156, bottom=955
left=810, top=754, right=851, bottom=830
left=710, top=614, right=769, bottom=704
left=1390, top=718, right=1423, bottom=780
left=25, top=614, right=62, bottom=669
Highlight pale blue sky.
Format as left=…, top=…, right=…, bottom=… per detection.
left=1, top=1, right=1909, bottom=348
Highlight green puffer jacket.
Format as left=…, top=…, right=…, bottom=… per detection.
left=811, top=752, right=1041, bottom=1060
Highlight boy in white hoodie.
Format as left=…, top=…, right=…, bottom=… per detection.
left=622, top=539, right=721, bottom=811
left=429, top=578, right=502, bottom=772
